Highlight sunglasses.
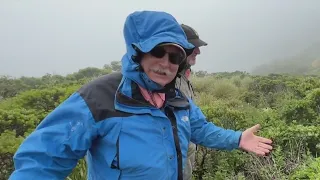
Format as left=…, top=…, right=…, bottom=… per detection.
left=149, top=46, right=185, bottom=65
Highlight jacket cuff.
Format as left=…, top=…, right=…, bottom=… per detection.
left=234, top=131, right=243, bottom=149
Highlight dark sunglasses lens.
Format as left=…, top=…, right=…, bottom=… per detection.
left=169, top=53, right=183, bottom=65
left=150, top=46, right=184, bottom=65
left=185, top=48, right=194, bottom=56
left=150, top=47, right=166, bottom=58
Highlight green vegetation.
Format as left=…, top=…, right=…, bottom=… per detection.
left=0, top=62, right=319, bottom=179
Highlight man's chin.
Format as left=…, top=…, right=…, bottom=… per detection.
left=188, top=60, right=196, bottom=66
left=154, top=79, right=169, bottom=87
left=153, top=77, right=172, bottom=87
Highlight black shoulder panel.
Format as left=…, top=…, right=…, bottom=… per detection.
left=77, top=72, right=132, bottom=122
left=166, top=96, right=190, bottom=110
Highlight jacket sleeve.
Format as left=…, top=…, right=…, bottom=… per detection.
left=9, top=92, right=99, bottom=180
left=189, top=100, right=242, bottom=151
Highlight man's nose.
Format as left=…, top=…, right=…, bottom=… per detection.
left=159, top=54, right=170, bottom=67
left=194, top=47, right=201, bottom=55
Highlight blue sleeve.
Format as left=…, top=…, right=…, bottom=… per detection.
left=189, top=100, right=242, bottom=151
left=9, top=92, right=99, bottom=180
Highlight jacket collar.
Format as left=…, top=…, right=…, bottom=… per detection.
left=114, top=77, right=190, bottom=117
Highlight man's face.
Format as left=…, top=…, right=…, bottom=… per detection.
left=140, top=45, right=184, bottom=86
left=187, top=47, right=200, bottom=66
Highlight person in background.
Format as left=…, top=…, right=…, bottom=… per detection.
left=9, top=11, right=273, bottom=180
left=176, top=24, right=208, bottom=180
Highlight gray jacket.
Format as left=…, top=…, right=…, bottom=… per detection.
left=175, top=69, right=196, bottom=180
left=175, top=70, right=195, bottom=100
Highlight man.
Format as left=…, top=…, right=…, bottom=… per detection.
left=9, top=11, right=272, bottom=180
left=176, top=24, right=207, bottom=100
left=176, top=24, right=208, bottom=180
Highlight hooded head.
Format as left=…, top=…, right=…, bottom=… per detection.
left=121, top=11, right=194, bottom=92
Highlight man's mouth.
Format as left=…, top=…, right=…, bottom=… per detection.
left=152, top=69, right=167, bottom=76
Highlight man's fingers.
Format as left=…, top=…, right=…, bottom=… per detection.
left=258, top=142, right=273, bottom=150
left=258, top=137, right=273, bottom=144
left=257, top=146, right=271, bottom=154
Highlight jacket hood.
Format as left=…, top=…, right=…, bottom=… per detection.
left=121, top=10, right=195, bottom=91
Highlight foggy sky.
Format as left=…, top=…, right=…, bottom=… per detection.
left=1, top=0, right=320, bottom=77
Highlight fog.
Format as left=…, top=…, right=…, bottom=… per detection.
left=1, top=0, right=320, bottom=77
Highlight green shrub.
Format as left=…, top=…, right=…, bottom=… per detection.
left=1, top=72, right=320, bottom=179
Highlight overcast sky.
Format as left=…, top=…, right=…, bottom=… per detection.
left=1, top=0, right=320, bottom=77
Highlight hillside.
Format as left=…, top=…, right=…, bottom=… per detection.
left=252, top=42, right=320, bottom=75
left=0, top=67, right=320, bottom=179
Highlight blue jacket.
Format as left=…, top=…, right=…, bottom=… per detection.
left=9, top=11, right=242, bottom=180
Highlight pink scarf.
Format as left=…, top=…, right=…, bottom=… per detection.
left=139, top=86, right=165, bottom=108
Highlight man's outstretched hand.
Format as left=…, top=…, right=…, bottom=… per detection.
left=239, top=124, right=273, bottom=156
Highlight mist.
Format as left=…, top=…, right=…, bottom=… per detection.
left=1, top=0, right=320, bottom=77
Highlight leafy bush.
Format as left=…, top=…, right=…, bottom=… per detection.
left=1, top=71, right=320, bottom=179
left=290, top=157, right=320, bottom=179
